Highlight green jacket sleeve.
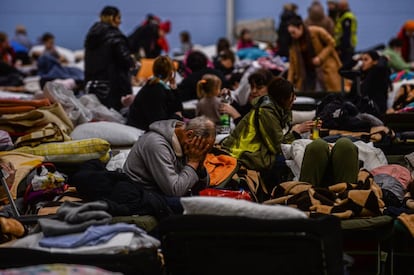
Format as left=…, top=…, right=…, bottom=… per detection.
left=257, top=107, right=296, bottom=156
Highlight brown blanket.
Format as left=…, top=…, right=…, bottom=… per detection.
left=264, top=170, right=385, bottom=219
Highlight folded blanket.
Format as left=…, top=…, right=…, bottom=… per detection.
left=38, top=201, right=112, bottom=237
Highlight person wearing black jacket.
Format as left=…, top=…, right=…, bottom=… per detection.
left=348, top=50, right=391, bottom=118
left=126, top=55, right=183, bottom=131
left=178, top=50, right=225, bottom=103
left=84, top=6, right=135, bottom=111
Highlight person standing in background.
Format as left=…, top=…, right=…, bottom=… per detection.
left=179, top=31, right=193, bottom=56
left=326, top=0, right=338, bottom=25
left=287, top=17, right=342, bottom=92
left=84, top=6, right=135, bottom=111
left=334, top=0, right=357, bottom=67
left=304, top=1, right=335, bottom=36
left=276, top=3, right=299, bottom=59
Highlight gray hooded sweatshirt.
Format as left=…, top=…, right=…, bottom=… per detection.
left=123, top=119, right=208, bottom=196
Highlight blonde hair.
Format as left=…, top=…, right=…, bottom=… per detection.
left=196, top=74, right=221, bottom=99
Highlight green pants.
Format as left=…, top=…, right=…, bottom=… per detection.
left=299, top=137, right=359, bottom=187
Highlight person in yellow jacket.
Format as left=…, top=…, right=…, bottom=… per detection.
left=287, top=16, right=342, bottom=92
left=334, top=0, right=357, bottom=66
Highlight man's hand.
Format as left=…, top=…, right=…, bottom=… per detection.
left=184, top=136, right=213, bottom=170
left=312, top=56, right=321, bottom=66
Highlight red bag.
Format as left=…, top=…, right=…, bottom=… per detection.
left=199, top=188, right=252, bottom=201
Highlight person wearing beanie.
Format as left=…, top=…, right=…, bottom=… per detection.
left=397, top=19, right=414, bottom=62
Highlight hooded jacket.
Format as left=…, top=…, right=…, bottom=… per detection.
left=221, top=95, right=296, bottom=171
left=84, top=21, right=134, bottom=110
left=123, top=119, right=209, bottom=196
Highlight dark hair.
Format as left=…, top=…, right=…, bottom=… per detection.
left=186, top=50, right=208, bottom=72
left=408, top=179, right=414, bottom=197
left=248, top=69, right=274, bottom=87
left=180, top=31, right=191, bottom=43
left=100, top=6, right=120, bottom=17
left=365, top=50, right=380, bottom=61
left=287, top=15, right=305, bottom=29
left=388, top=37, right=403, bottom=48
left=41, top=32, right=54, bottom=43
left=239, top=28, right=250, bottom=38
left=228, top=72, right=243, bottom=87
left=218, top=49, right=235, bottom=63
left=267, top=76, right=295, bottom=106
left=0, top=32, right=7, bottom=43
left=216, top=37, right=231, bottom=54
left=150, top=55, right=174, bottom=84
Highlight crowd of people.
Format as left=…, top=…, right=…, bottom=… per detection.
left=1, top=1, right=414, bottom=213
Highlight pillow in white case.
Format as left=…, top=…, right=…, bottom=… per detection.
left=181, top=196, right=307, bottom=220
left=71, top=121, right=144, bottom=146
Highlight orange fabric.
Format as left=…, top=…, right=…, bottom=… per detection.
left=404, top=20, right=414, bottom=32
left=0, top=98, right=51, bottom=107
left=0, top=106, right=36, bottom=114
left=136, top=58, right=155, bottom=80
left=204, top=153, right=238, bottom=186
left=136, top=58, right=178, bottom=80
left=0, top=98, right=51, bottom=114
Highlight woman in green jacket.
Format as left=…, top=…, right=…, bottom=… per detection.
left=222, top=76, right=359, bottom=196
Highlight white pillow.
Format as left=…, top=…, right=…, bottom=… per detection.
left=292, top=110, right=316, bottom=124
left=294, top=96, right=316, bottom=105
left=106, top=149, right=131, bottom=171
left=71, top=121, right=144, bottom=146
left=181, top=197, right=307, bottom=220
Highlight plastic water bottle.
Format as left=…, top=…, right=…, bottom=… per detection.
left=218, top=94, right=231, bottom=134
